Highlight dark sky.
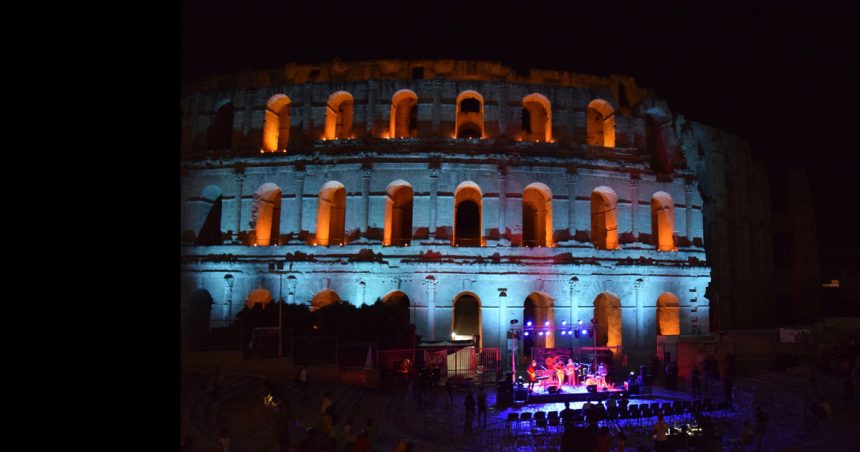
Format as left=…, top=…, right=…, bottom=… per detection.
left=181, top=0, right=860, bottom=275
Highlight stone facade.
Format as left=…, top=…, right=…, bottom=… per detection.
left=179, top=59, right=775, bottom=357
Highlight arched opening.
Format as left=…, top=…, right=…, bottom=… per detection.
left=262, top=94, right=291, bottom=151
left=586, top=99, right=615, bottom=147
left=316, top=181, right=346, bottom=246
left=383, top=180, right=413, bottom=246
left=522, top=93, right=552, bottom=142
left=456, top=91, right=484, bottom=139
left=656, top=292, right=680, bottom=336
left=194, top=185, right=223, bottom=246
left=390, top=90, right=418, bottom=138
left=453, top=181, right=482, bottom=246
left=522, top=183, right=553, bottom=247
left=591, top=186, right=619, bottom=250
left=185, top=288, right=213, bottom=348
left=452, top=292, right=481, bottom=346
left=523, top=292, right=555, bottom=350
left=593, top=292, right=622, bottom=350
left=207, top=100, right=234, bottom=150
left=251, top=183, right=282, bottom=246
left=311, top=289, right=342, bottom=311
left=324, top=91, right=354, bottom=140
left=382, top=291, right=411, bottom=328
left=651, top=191, right=676, bottom=251
left=245, top=288, right=273, bottom=309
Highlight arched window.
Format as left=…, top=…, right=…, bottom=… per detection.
left=452, top=292, right=481, bottom=345
left=382, top=291, right=411, bottom=329
left=593, top=292, right=622, bottom=350
left=456, top=91, right=484, bottom=139
left=194, top=185, right=223, bottom=246
left=251, top=183, right=282, bottom=246
left=651, top=192, right=676, bottom=251
left=245, top=288, right=274, bottom=309
left=184, top=288, right=213, bottom=347
left=390, top=90, right=418, bottom=138
left=316, top=181, right=346, bottom=246
left=383, top=180, right=413, bottom=246
left=656, top=292, right=680, bottom=335
left=591, top=186, right=619, bottom=250
left=586, top=99, right=615, bottom=147
left=207, top=100, right=234, bottom=150
left=311, top=290, right=342, bottom=311
left=453, top=181, right=483, bottom=246
left=522, top=183, right=553, bottom=247
left=523, top=292, right=555, bottom=348
left=324, top=91, right=354, bottom=140
left=263, top=94, right=291, bottom=152
left=522, top=93, right=552, bottom=142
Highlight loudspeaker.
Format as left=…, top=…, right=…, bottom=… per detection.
left=514, top=388, right=529, bottom=403
left=586, top=384, right=597, bottom=393
left=547, top=385, right=558, bottom=394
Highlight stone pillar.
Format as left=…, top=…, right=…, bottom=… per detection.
left=566, top=173, right=578, bottom=237
left=287, top=276, right=297, bottom=304
left=685, top=183, right=694, bottom=241
left=498, top=288, right=507, bottom=352
left=360, top=167, right=372, bottom=236
left=569, top=277, right=580, bottom=328
left=291, top=170, right=307, bottom=243
left=302, top=82, right=313, bottom=138
left=497, top=166, right=508, bottom=244
left=634, top=278, right=644, bottom=346
left=242, top=89, right=254, bottom=146
left=432, top=78, right=442, bottom=135
left=497, top=82, right=506, bottom=136
left=366, top=80, right=377, bottom=135
left=428, top=168, right=440, bottom=238
left=358, top=280, right=367, bottom=306
left=222, top=275, right=234, bottom=322
left=424, top=276, right=438, bottom=340
left=232, top=174, right=246, bottom=244
left=630, top=177, right=640, bottom=240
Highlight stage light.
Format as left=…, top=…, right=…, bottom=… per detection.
left=560, top=330, right=566, bottom=335
left=545, top=331, right=551, bottom=336
left=582, top=329, right=588, bottom=335
left=578, top=320, right=583, bottom=325
left=526, top=321, right=533, bottom=327
left=523, top=331, right=529, bottom=336
left=544, top=321, right=550, bottom=327
left=562, top=321, right=567, bottom=326
left=538, top=331, right=544, bottom=336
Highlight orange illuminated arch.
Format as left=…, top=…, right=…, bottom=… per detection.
left=262, top=94, right=292, bottom=151
left=523, top=292, right=555, bottom=348
left=591, top=186, right=619, bottom=250
left=587, top=99, right=615, bottom=147
left=311, top=289, right=342, bottom=311
left=651, top=191, right=676, bottom=251
left=522, top=183, right=553, bottom=247
left=453, top=181, right=483, bottom=246
left=390, top=89, right=418, bottom=138
left=383, top=180, right=413, bottom=246
left=522, top=93, right=552, bottom=142
left=316, top=181, right=346, bottom=246
left=452, top=292, right=482, bottom=346
left=593, top=292, right=622, bottom=351
left=252, top=183, right=282, bottom=246
left=324, top=91, right=354, bottom=140
left=245, top=288, right=273, bottom=309
left=656, top=292, right=680, bottom=336
left=455, top=91, right=484, bottom=139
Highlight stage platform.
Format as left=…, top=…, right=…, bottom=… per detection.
left=514, top=385, right=629, bottom=405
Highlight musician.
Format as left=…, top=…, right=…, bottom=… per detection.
left=565, top=359, right=579, bottom=387
left=597, top=361, right=608, bottom=388
left=554, top=358, right=565, bottom=387
left=526, top=360, right=537, bottom=392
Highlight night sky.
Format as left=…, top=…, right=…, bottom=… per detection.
left=181, top=0, right=859, bottom=275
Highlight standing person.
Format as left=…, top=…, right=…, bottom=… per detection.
left=615, top=430, right=626, bottom=452
left=723, top=376, right=734, bottom=409
left=565, top=359, right=578, bottom=387
left=691, top=366, right=702, bottom=399
left=527, top=360, right=538, bottom=393
left=445, top=377, right=454, bottom=410
left=210, top=367, right=226, bottom=401
left=321, top=390, right=334, bottom=416
left=755, top=405, right=769, bottom=450
left=652, top=414, right=669, bottom=452
left=297, top=365, right=309, bottom=396
left=476, top=386, right=488, bottom=429
left=555, top=358, right=566, bottom=388
left=464, top=389, right=475, bottom=433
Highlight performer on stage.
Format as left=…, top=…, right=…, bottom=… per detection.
left=597, top=361, right=608, bottom=388
left=554, top=358, right=565, bottom=387
left=565, top=358, right=579, bottom=387
left=526, top=360, right=537, bottom=392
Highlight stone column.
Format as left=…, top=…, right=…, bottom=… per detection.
left=242, top=89, right=254, bottom=146
left=366, top=80, right=377, bottom=135
left=423, top=276, right=438, bottom=340
left=428, top=168, right=440, bottom=238
left=432, top=78, right=442, bottom=135
left=290, top=170, right=307, bottom=243
left=566, top=173, right=578, bottom=237
left=222, top=275, right=234, bottom=322
left=498, top=288, right=508, bottom=352
left=497, top=166, right=508, bottom=244
left=287, top=276, right=297, bottom=304
left=685, top=183, right=694, bottom=241
left=630, top=177, right=640, bottom=240
left=302, top=82, right=313, bottom=138
left=232, top=174, right=246, bottom=244
left=360, top=167, right=372, bottom=236
left=569, top=277, right=580, bottom=328
left=634, top=278, right=644, bottom=346
left=358, top=280, right=367, bottom=306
